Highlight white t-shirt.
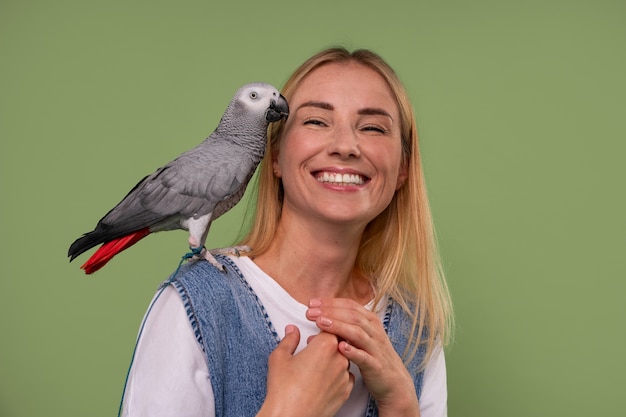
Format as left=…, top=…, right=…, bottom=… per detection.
left=121, top=256, right=448, bottom=417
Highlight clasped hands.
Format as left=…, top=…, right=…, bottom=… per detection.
left=257, top=298, right=420, bottom=417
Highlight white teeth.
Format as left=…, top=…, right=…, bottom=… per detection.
left=316, top=172, right=365, bottom=185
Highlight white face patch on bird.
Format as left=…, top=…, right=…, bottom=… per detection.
left=233, top=84, right=289, bottom=123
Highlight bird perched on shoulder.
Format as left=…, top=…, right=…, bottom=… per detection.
left=68, top=83, right=289, bottom=274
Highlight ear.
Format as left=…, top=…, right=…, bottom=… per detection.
left=396, top=158, right=409, bottom=190
left=272, top=151, right=282, bottom=178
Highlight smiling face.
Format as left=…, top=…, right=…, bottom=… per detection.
left=273, top=61, right=408, bottom=229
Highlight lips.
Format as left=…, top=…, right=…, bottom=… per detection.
left=314, top=171, right=368, bottom=186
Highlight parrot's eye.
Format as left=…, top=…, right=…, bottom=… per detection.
left=249, top=92, right=258, bottom=99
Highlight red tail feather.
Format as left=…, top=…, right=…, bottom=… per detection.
left=81, top=228, right=151, bottom=274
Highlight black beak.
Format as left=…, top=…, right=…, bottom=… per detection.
left=266, top=94, right=289, bottom=122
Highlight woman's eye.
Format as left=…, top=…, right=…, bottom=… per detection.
left=361, top=125, right=387, bottom=134
left=304, top=119, right=326, bottom=127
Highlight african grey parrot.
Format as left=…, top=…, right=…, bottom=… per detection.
left=68, top=83, right=288, bottom=274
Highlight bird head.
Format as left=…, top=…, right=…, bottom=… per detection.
left=233, top=83, right=289, bottom=123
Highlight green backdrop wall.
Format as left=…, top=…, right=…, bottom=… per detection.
left=1, top=1, right=624, bottom=416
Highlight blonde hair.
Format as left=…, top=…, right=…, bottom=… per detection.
left=241, top=47, right=452, bottom=366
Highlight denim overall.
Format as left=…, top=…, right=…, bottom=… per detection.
left=170, top=256, right=426, bottom=417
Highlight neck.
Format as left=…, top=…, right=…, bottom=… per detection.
left=253, top=214, right=373, bottom=305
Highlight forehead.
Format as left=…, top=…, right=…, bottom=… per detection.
left=291, top=62, right=399, bottom=116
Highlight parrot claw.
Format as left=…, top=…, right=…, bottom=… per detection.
left=202, top=246, right=253, bottom=272
left=209, top=246, right=252, bottom=258
left=184, top=247, right=224, bottom=271
left=205, top=253, right=226, bottom=272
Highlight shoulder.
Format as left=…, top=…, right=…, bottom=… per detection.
left=170, top=255, right=245, bottom=292
left=172, top=255, right=239, bottom=280
left=167, top=255, right=266, bottom=321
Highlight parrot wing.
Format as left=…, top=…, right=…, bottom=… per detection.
left=136, top=137, right=258, bottom=222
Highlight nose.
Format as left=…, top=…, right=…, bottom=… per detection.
left=328, top=124, right=360, bottom=159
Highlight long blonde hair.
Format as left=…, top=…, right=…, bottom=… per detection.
left=241, top=47, right=452, bottom=366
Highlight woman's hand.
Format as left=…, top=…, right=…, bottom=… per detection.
left=307, top=298, right=420, bottom=417
left=257, top=325, right=355, bottom=417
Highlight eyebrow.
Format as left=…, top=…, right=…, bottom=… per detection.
left=358, top=107, right=394, bottom=120
left=297, top=101, right=334, bottom=111
left=297, top=101, right=394, bottom=120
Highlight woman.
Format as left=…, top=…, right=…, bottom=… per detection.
left=121, top=47, right=452, bottom=417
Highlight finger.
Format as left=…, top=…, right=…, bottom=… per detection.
left=338, top=340, right=370, bottom=368
left=305, top=332, right=350, bottom=368
left=307, top=298, right=380, bottom=330
left=309, top=297, right=373, bottom=311
left=276, top=324, right=300, bottom=356
left=305, top=333, right=318, bottom=345
left=308, top=305, right=381, bottom=349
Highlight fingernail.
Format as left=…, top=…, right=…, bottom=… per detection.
left=309, top=298, right=322, bottom=307
left=319, top=317, right=333, bottom=327
left=308, top=308, right=321, bottom=318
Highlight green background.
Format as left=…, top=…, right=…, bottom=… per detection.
left=1, top=0, right=624, bottom=416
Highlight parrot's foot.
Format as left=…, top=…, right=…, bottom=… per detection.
left=188, top=246, right=252, bottom=271
left=204, top=246, right=252, bottom=271
left=201, top=249, right=226, bottom=271
left=185, top=247, right=225, bottom=271
left=209, top=246, right=252, bottom=258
